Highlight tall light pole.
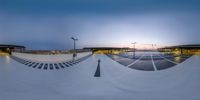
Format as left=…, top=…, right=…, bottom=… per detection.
left=154, top=44, right=157, bottom=50
left=143, top=44, right=156, bottom=51
left=152, top=44, right=156, bottom=51
left=71, top=37, right=78, bottom=58
left=131, top=42, right=136, bottom=59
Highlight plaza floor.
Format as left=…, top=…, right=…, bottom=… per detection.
left=107, top=52, right=191, bottom=71
left=0, top=53, right=199, bottom=100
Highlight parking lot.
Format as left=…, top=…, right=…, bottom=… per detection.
left=107, top=52, right=192, bottom=71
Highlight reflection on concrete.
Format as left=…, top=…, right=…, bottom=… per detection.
left=5, top=55, right=10, bottom=64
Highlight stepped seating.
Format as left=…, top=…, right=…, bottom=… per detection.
left=11, top=54, right=92, bottom=70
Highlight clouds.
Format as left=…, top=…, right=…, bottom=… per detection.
left=1, top=0, right=200, bottom=15
left=0, top=0, right=200, bottom=49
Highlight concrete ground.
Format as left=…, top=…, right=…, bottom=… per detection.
left=0, top=54, right=200, bottom=100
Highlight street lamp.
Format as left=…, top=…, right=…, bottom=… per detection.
left=71, top=37, right=78, bottom=58
left=131, top=42, right=136, bottom=59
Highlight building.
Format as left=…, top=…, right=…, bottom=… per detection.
left=159, top=44, right=200, bottom=55
left=0, top=44, right=25, bottom=54
left=83, top=47, right=130, bottom=54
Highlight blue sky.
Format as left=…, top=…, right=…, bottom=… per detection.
left=0, top=0, right=200, bottom=50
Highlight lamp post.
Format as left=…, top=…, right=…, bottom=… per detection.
left=131, top=42, right=136, bottom=59
left=71, top=37, right=78, bottom=58
left=143, top=44, right=156, bottom=51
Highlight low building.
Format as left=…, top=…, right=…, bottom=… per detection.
left=159, top=44, right=200, bottom=55
left=0, top=44, right=25, bottom=54
left=83, top=47, right=130, bottom=54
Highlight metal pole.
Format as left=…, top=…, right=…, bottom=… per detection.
left=71, top=37, right=78, bottom=58
left=154, top=44, right=157, bottom=51
left=131, top=42, right=136, bottom=59
left=74, top=40, right=76, bottom=53
left=134, top=43, right=136, bottom=58
left=74, top=40, right=75, bottom=51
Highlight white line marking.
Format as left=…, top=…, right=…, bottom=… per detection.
left=115, top=57, right=130, bottom=61
left=126, top=55, right=145, bottom=67
left=151, top=54, right=157, bottom=71
left=158, top=55, right=178, bottom=65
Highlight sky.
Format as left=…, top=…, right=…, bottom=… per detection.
left=0, top=0, right=200, bottom=50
